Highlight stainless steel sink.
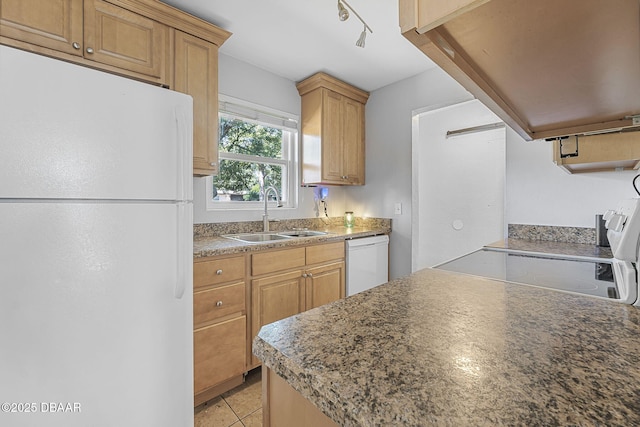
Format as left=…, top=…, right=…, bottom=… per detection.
left=278, top=230, right=328, bottom=237
left=223, top=230, right=328, bottom=243
left=224, top=233, right=293, bottom=243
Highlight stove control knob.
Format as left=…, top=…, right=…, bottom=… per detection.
left=608, top=214, right=627, bottom=232
left=602, top=210, right=616, bottom=221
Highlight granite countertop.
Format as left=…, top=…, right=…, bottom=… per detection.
left=193, top=225, right=391, bottom=258
left=253, top=267, right=640, bottom=426
left=486, top=238, right=613, bottom=259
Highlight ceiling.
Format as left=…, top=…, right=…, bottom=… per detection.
left=161, top=0, right=437, bottom=92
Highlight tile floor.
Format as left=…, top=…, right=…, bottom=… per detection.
left=195, top=367, right=262, bottom=427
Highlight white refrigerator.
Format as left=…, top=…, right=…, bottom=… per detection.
left=0, top=46, right=194, bottom=426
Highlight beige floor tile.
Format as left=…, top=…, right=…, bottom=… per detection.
left=241, top=409, right=263, bottom=427
left=222, top=369, right=262, bottom=419
left=194, top=396, right=239, bottom=427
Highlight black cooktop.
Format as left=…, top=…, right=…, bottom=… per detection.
left=435, top=248, right=618, bottom=300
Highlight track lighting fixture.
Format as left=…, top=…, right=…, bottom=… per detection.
left=337, top=0, right=349, bottom=21
left=337, top=0, right=373, bottom=48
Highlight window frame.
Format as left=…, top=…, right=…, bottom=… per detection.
left=206, top=95, right=299, bottom=211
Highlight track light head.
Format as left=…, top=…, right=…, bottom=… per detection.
left=337, top=1, right=349, bottom=21
left=356, top=26, right=367, bottom=48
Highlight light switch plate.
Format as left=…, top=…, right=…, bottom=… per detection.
left=394, top=202, right=402, bottom=215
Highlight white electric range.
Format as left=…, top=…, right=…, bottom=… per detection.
left=435, top=199, right=640, bottom=306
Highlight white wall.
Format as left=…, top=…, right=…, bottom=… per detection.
left=344, top=68, right=472, bottom=279
left=414, top=100, right=505, bottom=270
left=193, top=54, right=347, bottom=224
left=506, top=129, right=638, bottom=227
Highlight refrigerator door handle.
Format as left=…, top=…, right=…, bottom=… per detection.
left=175, top=202, right=188, bottom=299
left=174, top=105, right=193, bottom=202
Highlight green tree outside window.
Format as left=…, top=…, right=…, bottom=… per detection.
left=213, top=117, right=284, bottom=201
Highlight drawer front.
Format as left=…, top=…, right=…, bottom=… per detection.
left=194, top=315, right=246, bottom=395
left=251, top=247, right=305, bottom=276
left=194, top=282, right=245, bottom=327
left=306, top=241, right=345, bottom=265
left=194, top=255, right=245, bottom=288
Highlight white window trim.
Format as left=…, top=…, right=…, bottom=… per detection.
left=206, top=95, right=299, bottom=211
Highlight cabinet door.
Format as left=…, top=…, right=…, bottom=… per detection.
left=401, top=0, right=490, bottom=34
left=342, top=98, right=365, bottom=185
left=0, top=0, right=83, bottom=56
left=321, top=89, right=346, bottom=183
left=194, top=315, right=246, bottom=395
left=83, top=0, right=169, bottom=85
left=251, top=270, right=305, bottom=365
left=305, top=261, right=345, bottom=310
left=174, top=30, right=219, bottom=176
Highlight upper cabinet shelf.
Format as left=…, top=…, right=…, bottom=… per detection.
left=399, top=0, right=640, bottom=141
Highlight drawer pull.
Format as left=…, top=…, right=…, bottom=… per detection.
left=216, top=269, right=223, bottom=275
left=216, top=300, right=223, bottom=307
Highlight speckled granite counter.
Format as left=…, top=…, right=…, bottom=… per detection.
left=486, top=238, right=613, bottom=259
left=253, top=267, right=640, bottom=426
left=194, top=225, right=390, bottom=258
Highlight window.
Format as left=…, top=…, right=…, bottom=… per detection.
left=207, top=95, right=298, bottom=210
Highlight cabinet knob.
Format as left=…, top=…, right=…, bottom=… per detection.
left=216, top=300, right=223, bottom=307
left=86, top=47, right=94, bottom=54
left=302, top=273, right=308, bottom=278
left=308, top=273, right=313, bottom=277
left=210, top=162, right=217, bottom=167
left=216, top=269, right=223, bottom=275
left=72, top=42, right=81, bottom=50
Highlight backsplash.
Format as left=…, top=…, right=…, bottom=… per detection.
left=508, top=224, right=595, bottom=245
left=194, top=217, right=392, bottom=239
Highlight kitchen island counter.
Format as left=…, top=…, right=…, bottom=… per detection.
left=253, top=267, right=640, bottom=426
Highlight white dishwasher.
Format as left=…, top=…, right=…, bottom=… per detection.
left=346, top=235, right=389, bottom=296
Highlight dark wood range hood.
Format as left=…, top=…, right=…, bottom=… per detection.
left=400, top=0, right=640, bottom=141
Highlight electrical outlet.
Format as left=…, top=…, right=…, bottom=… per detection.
left=394, top=202, right=402, bottom=215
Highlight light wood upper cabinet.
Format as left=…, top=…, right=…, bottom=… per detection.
left=297, top=72, right=369, bottom=186
left=0, top=0, right=231, bottom=176
left=399, top=0, right=489, bottom=34
left=399, top=0, right=640, bottom=141
left=0, top=0, right=84, bottom=56
left=173, top=30, right=219, bottom=176
left=552, top=131, right=640, bottom=174
left=1, top=0, right=170, bottom=85
left=84, top=0, right=169, bottom=84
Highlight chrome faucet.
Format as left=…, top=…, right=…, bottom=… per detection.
left=262, top=185, right=283, bottom=232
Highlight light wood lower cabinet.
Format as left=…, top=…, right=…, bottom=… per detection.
left=263, top=367, right=338, bottom=427
left=250, top=242, right=345, bottom=367
left=251, top=270, right=306, bottom=345
left=305, top=261, right=345, bottom=310
left=194, top=316, right=246, bottom=398
left=192, top=241, right=346, bottom=402
left=193, top=254, right=247, bottom=406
